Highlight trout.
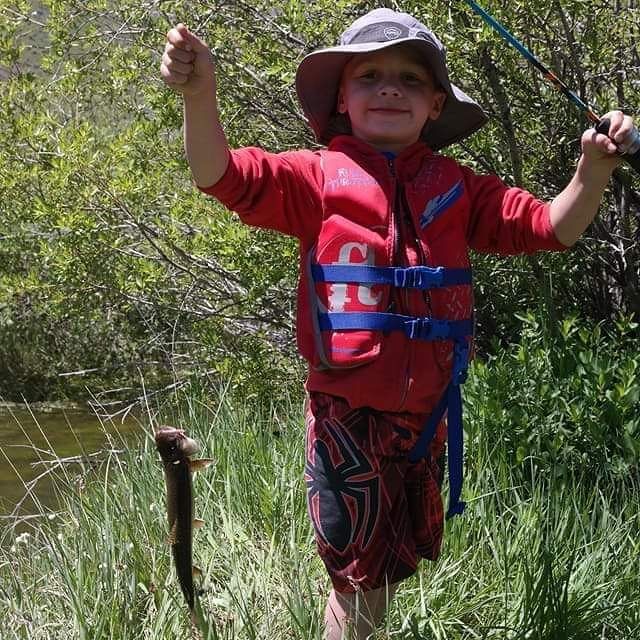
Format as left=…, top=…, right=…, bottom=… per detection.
left=155, top=426, right=213, bottom=617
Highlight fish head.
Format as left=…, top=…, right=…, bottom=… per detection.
left=155, top=426, right=199, bottom=464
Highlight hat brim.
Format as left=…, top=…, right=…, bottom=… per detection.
left=295, top=39, right=487, bottom=150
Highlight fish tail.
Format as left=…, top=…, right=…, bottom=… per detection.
left=190, top=589, right=214, bottom=639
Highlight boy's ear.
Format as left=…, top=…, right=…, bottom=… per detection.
left=337, top=90, right=348, bottom=114
left=429, top=90, right=447, bottom=121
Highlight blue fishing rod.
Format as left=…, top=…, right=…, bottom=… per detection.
left=459, top=0, right=640, bottom=173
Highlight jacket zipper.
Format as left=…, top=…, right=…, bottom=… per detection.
left=388, top=158, right=435, bottom=412
left=387, top=157, right=412, bottom=411
left=387, top=158, right=398, bottom=262
left=399, top=186, right=432, bottom=310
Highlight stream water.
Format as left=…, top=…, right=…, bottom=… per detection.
left=0, top=405, right=142, bottom=542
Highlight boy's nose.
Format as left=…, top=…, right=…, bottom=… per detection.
left=378, top=84, right=402, bottom=97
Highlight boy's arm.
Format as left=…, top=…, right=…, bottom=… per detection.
left=161, top=24, right=229, bottom=188
left=549, top=110, right=636, bottom=246
left=160, top=24, right=323, bottom=244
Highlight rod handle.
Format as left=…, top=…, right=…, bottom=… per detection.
left=595, top=118, right=640, bottom=174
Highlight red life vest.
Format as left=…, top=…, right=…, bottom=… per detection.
left=305, top=146, right=474, bottom=372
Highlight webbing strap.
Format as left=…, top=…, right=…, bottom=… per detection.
left=318, top=312, right=473, bottom=341
left=445, top=383, right=465, bottom=518
left=311, top=264, right=471, bottom=289
left=408, top=338, right=469, bottom=518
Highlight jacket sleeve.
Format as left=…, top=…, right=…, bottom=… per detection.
left=198, top=147, right=324, bottom=245
left=461, top=165, right=568, bottom=255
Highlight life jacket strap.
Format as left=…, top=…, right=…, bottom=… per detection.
left=408, top=338, right=470, bottom=519
left=311, top=264, right=471, bottom=289
left=317, top=312, right=473, bottom=341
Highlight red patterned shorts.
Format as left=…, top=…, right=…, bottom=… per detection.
left=304, top=391, right=447, bottom=593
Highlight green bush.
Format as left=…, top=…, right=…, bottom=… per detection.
left=2, top=0, right=639, bottom=402
left=466, top=315, right=640, bottom=481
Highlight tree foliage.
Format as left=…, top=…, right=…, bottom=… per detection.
left=1, top=0, right=639, bottom=404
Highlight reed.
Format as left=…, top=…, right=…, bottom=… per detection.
left=1, top=376, right=638, bottom=639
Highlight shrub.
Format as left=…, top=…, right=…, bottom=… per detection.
left=465, top=314, right=640, bottom=481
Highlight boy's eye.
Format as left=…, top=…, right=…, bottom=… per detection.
left=402, top=73, right=423, bottom=84
left=354, top=70, right=427, bottom=84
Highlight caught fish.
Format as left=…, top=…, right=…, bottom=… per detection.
left=155, top=426, right=213, bottom=617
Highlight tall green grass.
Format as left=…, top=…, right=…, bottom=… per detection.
left=1, top=325, right=639, bottom=639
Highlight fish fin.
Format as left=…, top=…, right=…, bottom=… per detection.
left=192, top=565, right=203, bottom=578
left=167, top=521, right=177, bottom=545
left=193, top=518, right=205, bottom=529
left=189, top=458, right=215, bottom=472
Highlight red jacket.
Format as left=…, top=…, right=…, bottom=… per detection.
left=200, top=135, right=566, bottom=414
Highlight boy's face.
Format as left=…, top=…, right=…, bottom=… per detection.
left=338, top=44, right=446, bottom=154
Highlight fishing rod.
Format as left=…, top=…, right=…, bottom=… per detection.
left=459, top=0, right=640, bottom=173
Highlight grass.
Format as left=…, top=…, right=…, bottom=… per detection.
left=1, top=384, right=639, bottom=639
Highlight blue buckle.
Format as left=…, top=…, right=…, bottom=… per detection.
left=406, top=317, right=450, bottom=340
left=394, top=266, right=444, bottom=289
left=452, top=339, right=470, bottom=384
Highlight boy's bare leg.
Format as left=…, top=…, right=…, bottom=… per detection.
left=324, top=583, right=398, bottom=640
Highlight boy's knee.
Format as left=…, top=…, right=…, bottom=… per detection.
left=325, top=583, right=399, bottom=639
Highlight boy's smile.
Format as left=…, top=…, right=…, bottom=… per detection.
left=338, top=45, right=446, bottom=154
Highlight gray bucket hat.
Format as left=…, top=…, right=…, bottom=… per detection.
left=295, top=8, right=488, bottom=150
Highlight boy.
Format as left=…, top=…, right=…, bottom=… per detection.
left=160, top=8, right=636, bottom=639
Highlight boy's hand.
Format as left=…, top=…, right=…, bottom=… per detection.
left=551, top=110, right=638, bottom=245
left=581, top=110, right=638, bottom=174
left=161, top=23, right=215, bottom=97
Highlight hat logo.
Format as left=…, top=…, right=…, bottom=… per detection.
left=383, top=26, right=402, bottom=40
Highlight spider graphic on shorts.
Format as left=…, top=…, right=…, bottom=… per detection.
left=305, top=418, right=380, bottom=553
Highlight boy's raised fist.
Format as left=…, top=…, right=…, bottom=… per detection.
left=160, top=24, right=215, bottom=97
